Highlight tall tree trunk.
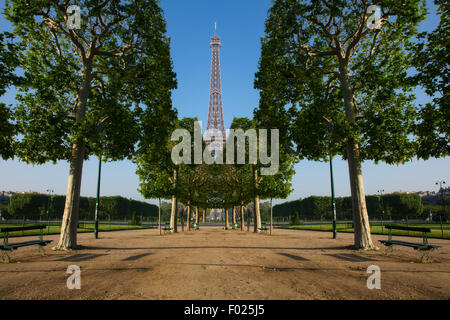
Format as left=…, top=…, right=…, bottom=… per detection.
left=55, top=65, right=92, bottom=250
left=232, top=206, right=236, bottom=226
left=170, top=195, right=177, bottom=232
left=339, top=62, right=375, bottom=250
left=253, top=197, right=262, bottom=233
left=240, top=204, right=245, bottom=231
left=253, top=167, right=262, bottom=233
left=225, top=207, right=230, bottom=229
left=195, top=206, right=199, bottom=228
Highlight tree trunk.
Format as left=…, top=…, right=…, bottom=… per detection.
left=232, top=206, right=236, bottom=226
left=195, top=206, right=199, bottom=229
left=55, top=65, right=92, bottom=250
left=170, top=195, right=177, bottom=232
left=240, top=205, right=245, bottom=231
left=170, top=168, right=178, bottom=233
left=187, top=204, right=191, bottom=231
left=253, top=196, right=262, bottom=233
left=339, top=62, right=375, bottom=250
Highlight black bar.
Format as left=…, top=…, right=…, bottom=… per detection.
left=384, top=224, right=431, bottom=233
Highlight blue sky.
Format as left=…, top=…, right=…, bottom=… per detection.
left=0, top=0, right=448, bottom=205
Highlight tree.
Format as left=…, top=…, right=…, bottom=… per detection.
left=255, top=0, right=426, bottom=249
left=6, top=0, right=177, bottom=249
left=410, top=0, right=449, bottom=158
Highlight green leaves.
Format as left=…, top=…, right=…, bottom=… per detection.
left=5, top=0, right=177, bottom=164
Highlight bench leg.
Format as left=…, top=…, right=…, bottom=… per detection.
left=385, top=245, right=394, bottom=255
left=1, top=250, right=11, bottom=263
left=420, top=249, right=434, bottom=264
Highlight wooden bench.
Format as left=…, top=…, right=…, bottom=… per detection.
left=0, top=225, right=52, bottom=262
left=162, top=223, right=173, bottom=234
left=379, top=224, right=441, bottom=262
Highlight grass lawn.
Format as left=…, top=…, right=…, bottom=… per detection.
left=281, top=222, right=450, bottom=239
left=0, top=223, right=154, bottom=238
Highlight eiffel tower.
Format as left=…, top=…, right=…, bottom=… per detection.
left=205, top=22, right=226, bottom=156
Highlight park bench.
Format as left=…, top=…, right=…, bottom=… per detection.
left=379, top=224, right=441, bottom=262
left=0, top=224, right=52, bottom=263
left=162, top=223, right=173, bottom=234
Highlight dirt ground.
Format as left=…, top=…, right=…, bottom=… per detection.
left=0, top=226, right=449, bottom=300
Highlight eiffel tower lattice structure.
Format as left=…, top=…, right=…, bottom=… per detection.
left=205, top=22, right=226, bottom=156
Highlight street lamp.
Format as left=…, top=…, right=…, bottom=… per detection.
left=94, top=156, right=102, bottom=239
left=436, top=180, right=446, bottom=218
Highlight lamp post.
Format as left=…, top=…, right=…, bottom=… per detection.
left=322, top=116, right=337, bottom=239
left=329, top=155, right=337, bottom=239
left=94, top=157, right=102, bottom=239
left=436, top=180, right=446, bottom=217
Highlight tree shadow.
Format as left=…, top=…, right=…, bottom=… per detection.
left=324, top=253, right=377, bottom=262
left=122, top=253, right=153, bottom=261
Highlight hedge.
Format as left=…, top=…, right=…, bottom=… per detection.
left=7, top=193, right=158, bottom=220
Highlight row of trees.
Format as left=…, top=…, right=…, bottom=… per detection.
left=253, top=0, right=448, bottom=249
left=136, top=116, right=296, bottom=233
left=1, top=193, right=158, bottom=220
left=273, top=194, right=423, bottom=220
